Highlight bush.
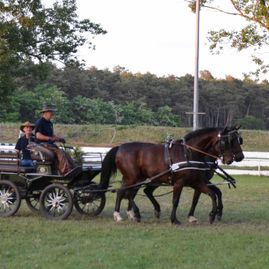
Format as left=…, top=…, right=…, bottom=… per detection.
left=238, top=115, right=266, bottom=130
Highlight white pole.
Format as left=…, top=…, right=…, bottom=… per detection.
left=193, top=0, right=200, bottom=130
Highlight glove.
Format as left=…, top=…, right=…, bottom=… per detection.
left=58, top=137, right=66, bottom=143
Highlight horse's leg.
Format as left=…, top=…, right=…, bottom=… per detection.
left=209, top=185, right=223, bottom=221
left=144, top=185, right=161, bottom=219
left=126, top=189, right=140, bottom=221
left=187, top=189, right=201, bottom=223
left=113, top=187, right=125, bottom=222
left=126, top=200, right=135, bottom=220
left=127, top=192, right=141, bottom=222
left=170, top=181, right=184, bottom=225
left=196, top=183, right=218, bottom=224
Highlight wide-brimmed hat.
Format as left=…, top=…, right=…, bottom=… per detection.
left=40, top=104, right=57, bottom=113
left=20, top=121, right=35, bottom=131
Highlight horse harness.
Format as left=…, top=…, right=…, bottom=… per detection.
left=163, top=133, right=237, bottom=187
left=94, top=131, right=239, bottom=193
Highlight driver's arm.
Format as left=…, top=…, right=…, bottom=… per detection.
left=36, top=132, right=59, bottom=142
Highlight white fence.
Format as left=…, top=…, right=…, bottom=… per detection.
left=1, top=143, right=269, bottom=176
left=223, top=152, right=269, bottom=176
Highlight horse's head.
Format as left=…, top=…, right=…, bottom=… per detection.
left=216, top=125, right=244, bottom=164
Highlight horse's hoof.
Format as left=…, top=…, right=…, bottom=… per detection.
left=113, top=211, right=123, bottom=222
left=188, top=216, right=198, bottom=224
left=209, top=214, right=216, bottom=224
left=154, top=210, right=161, bottom=219
left=216, top=209, right=223, bottom=221
left=171, top=219, right=181, bottom=225
left=126, top=210, right=136, bottom=221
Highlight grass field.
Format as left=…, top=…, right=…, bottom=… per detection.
left=1, top=175, right=269, bottom=269
left=1, top=123, right=269, bottom=151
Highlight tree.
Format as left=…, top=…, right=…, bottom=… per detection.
left=0, top=0, right=106, bottom=99
left=187, top=0, right=269, bottom=78
left=0, top=0, right=106, bottom=64
left=7, top=85, right=71, bottom=123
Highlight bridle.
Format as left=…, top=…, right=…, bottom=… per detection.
left=218, top=130, right=243, bottom=151
left=182, top=129, right=243, bottom=161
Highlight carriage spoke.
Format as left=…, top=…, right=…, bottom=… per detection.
left=40, top=184, right=73, bottom=220
left=0, top=181, right=21, bottom=217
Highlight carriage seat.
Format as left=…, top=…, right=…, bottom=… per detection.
left=0, top=151, right=35, bottom=173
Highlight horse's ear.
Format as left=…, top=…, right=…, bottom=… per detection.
left=222, top=126, right=228, bottom=133
left=234, top=124, right=241, bottom=130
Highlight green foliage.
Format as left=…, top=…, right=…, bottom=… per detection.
left=3, top=64, right=269, bottom=128
left=65, top=145, right=84, bottom=164
left=187, top=0, right=269, bottom=78
left=238, top=115, right=266, bottom=130
left=156, top=106, right=181, bottom=127
left=0, top=0, right=106, bottom=100
left=8, top=84, right=70, bottom=123
left=0, top=0, right=106, bottom=64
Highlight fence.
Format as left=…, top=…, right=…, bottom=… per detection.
left=1, top=143, right=269, bottom=176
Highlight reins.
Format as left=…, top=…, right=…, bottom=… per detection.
left=182, top=143, right=220, bottom=160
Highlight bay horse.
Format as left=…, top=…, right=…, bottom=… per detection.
left=99, top=126, right=244, bottom=224
left=141, top=126, right=243, bottom=223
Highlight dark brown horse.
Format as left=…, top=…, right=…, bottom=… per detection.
left=99, top=126, right=244, bottom=224
left=142, top=127, right=243, bottom=223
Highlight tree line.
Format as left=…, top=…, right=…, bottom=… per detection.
left=1, top=62, right=269, bottom=129
left=1, top=0, right=269, bottom=129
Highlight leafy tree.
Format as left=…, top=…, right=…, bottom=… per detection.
left=119, top=102, right=155, bottom=125
left=0, top=0, right=106, bottom=64
left=72, top=96, right=117, bottom=124
left=238, top=115, right=266, bottom=130
left=0, top=0, right=106, bottom=99
left=156, top=106, right=181, bottom=127
left=187, top=0, right=269, bottom=78
left=7, top=84, right=71, bottom=123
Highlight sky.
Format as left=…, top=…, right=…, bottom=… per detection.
left=75, top=0, right=260, bottom=80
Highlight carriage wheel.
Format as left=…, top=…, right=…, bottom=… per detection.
left=74, top=190, right=106, bottom=216
left=0, top=180, right=21, bottom=217
left=25, top=194, right=40, bottom=213
left=39, top=184, right=73, bottom=220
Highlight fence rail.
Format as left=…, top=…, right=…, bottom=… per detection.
left=1, top=143, right=268, bottom=176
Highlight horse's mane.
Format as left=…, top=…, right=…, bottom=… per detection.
left=184, top=127, right=220, bottom=142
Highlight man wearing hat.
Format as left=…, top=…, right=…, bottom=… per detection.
left=15, top=121, right=35, bottom=167
left=35, top=104, right=65, bottom=144
left=34, top=104, right=73, bottom=175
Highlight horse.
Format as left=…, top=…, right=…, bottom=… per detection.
left=140, top=126, right=244, bottom=223
left=99, top=126, right=244, bottom=224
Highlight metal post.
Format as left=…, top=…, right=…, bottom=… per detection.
left=193, top=0, right=200, bottom=130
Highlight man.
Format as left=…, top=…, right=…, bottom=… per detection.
left=35, top=104, right=74, bottom=175
left=35, top=104, right=65, bottom=144
left=15, top=121, right=35, bottom=167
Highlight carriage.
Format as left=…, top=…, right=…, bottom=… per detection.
left=0, top=126, right=244, bottom=224
left=0, top=146, right=106, bottom=220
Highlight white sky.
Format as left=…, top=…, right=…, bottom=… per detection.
left=75, top=0, right=261, bottom=80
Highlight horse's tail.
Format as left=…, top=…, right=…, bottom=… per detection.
left=98, top=146, right=119, bottom=190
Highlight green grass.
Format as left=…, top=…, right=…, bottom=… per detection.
left=1, top=175, right=269, bottom=269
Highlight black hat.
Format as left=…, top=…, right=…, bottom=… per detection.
left=40, top=104, right=57, bottom=113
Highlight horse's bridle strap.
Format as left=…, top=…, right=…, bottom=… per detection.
left=183, top=143, right=219, bottom=160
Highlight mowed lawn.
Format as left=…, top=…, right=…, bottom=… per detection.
left=1, top=175, right=269, bottom=269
